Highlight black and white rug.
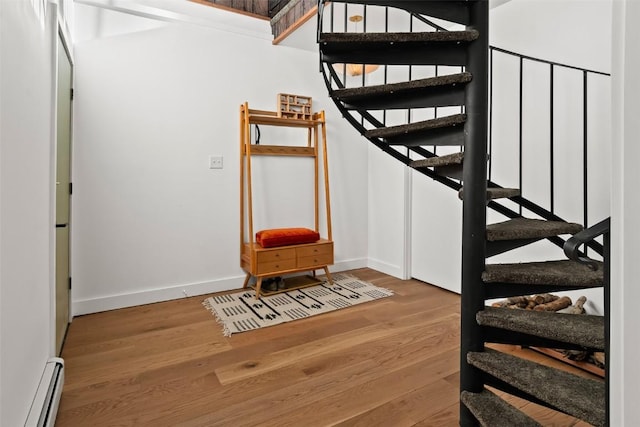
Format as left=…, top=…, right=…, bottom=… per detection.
left=202, top=273, right=394, bottom=336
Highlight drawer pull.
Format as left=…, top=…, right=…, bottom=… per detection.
left=275, top=264, right=279, bottom=268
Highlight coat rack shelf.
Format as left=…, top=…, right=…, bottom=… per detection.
left=239, top=102, right=333, bottom=298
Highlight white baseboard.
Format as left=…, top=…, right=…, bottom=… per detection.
left=72, top=258, right=369, bottom=315
left=367, top=258, right=403, bottom=279
left=72, top=275, right=245, bottom=315
left=332, top=257, right=368, bottom=272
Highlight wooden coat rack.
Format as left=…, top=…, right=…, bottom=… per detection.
left=239, top=101, right=333, bottom=298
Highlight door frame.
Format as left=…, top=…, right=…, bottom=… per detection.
left=51, top=17, right=74, bottom=355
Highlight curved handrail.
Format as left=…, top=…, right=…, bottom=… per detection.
left=564, top=217, right=610, bottom=270
left=316, top=0, right=324, bottom=43
left=490, top=46, right=610, bottom=76
left=410, top=12, right=448, bottom=32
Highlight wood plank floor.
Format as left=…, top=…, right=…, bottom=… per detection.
left=56, top=268, right=597, bottom=426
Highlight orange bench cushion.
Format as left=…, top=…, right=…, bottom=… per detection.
left=256, top=227, right=320, bottom=248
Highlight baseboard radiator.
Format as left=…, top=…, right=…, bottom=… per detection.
left=25, top=357, right=64, bottom=427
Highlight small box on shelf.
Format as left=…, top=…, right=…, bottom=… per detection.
left=277, top=93, right=312, bottom=120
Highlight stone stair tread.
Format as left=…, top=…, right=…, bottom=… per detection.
left=486, top=218, right=583, bottom=241
left=477, top=306, right=605, bottom=350
left=333, top=73, right=472, bottom=101
left=365, top=114, right=466, bottom=139
left=467, top=349, right=605, bottom=426
left=410, top=152, right=464, bottom=169
left=320, top=30, right=479, bottom=45
left=458, top=187, right=520, bottom=200
left=320, top=31, right=477, bottom=67
left=483, top=259, right=604, bottom=287
left=461, top=389, right=542, bottom=427
left=328, top=0, right=472, bottom=25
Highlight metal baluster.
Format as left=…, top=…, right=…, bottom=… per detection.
left=550, top=64, right=555, bottom=215
left=583, top=70, right=589, bottom=254
left=488, top=48, right=494, bottom=180
left=518, top=57, right=524, bottom=216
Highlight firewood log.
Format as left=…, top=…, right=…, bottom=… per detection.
left=533, top=293, right=559, bottom=305
left=563, top=349, right=589, bottom=361
left=492, top=295, right=531, bottom=308
left=557, top=296, right=587, bottom=314
left=507, top=296, right=530, bottom=305
left=533, top=296, right=572, bottom=311
left=593, top=352, right=606, bottom=368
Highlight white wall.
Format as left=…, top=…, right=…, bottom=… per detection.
left=491, top=0, right=611, bottom=72
left=0, top=1, right=57, bottom=425
left=611, top=1, right=640, bottom=424
left=411, top=167, right=463, bottom=293
left=71, top=3, right=369, bottom=314
left=367, top=145, right=407, bottom=278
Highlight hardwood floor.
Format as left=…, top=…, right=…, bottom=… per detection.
left=56, top=268, right=596, bottom=426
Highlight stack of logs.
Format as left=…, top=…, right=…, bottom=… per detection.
left=491, top=293, right=585, bottom=313
left=492, top=293, right=605, bottom=371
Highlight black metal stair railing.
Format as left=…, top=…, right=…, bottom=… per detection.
left=317, top=0, right=466, bottom=187
left=488, top=46, right=611, bottom=256
left=317, top=1, right=608, bottom=257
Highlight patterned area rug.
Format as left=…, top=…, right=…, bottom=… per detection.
left=203, top=273, right=394, bottom=336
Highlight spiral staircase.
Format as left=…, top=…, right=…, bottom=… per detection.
left=317, top=1, right=609, bottom=425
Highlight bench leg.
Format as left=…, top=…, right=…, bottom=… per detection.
left=254, top=276, right=263, bottom=299
left=242, top=273, right=251, bottom=289
left=323, top=266, right=333, bottom=285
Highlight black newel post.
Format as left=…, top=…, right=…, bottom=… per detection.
left=460, top=1, right=489, bottom=426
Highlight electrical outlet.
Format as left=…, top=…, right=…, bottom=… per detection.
left=209, top=155, right=223, bottom=169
